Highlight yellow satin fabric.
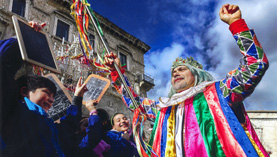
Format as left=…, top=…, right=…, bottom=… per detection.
left=242, top=125, right=265, bottom=157
left=165, top=106, right=176, bottom=157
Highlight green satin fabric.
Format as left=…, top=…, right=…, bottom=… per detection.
left=149, top=111, right=160, bottom=146
left=193, top=93, right=225, bottom=157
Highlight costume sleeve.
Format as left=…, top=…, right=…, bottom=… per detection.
left=79, top=115, right=102, bottom=154
left=111, top=71, right=158, bottom=120
left=219, top=19, right=269, bottom=105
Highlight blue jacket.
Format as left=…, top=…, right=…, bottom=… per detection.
left=79, top=115, right=103, bottom=156
left=0, top=38, right=22, bottom=132
left=104, top=130, right=138, bottom=157
left=2, top=96, right=83, bottom=157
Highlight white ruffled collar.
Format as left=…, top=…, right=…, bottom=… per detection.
left=158, top=81, right=215, bottom=108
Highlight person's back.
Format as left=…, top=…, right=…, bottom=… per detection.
left=78, top=101, right=112, bottom=156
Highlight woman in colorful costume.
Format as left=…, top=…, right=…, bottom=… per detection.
left=104, top=4, right=269, bottom=157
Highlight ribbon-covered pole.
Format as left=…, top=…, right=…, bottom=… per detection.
left=85, top=5, right=139, bottom=109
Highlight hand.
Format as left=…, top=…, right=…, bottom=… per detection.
left=85, top=99, right=98, bottom=112
left=74, top=77, right=87, bottom=97
left=104, top=52, right=121, bottom=71
left=122, top=131, right=130, bottom=141
left=219, top=4, right=241, bottom=25
left=28, top=21, right=46, bottom=32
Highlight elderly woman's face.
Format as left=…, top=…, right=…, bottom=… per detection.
left=171, top=66, right=195, bottom=93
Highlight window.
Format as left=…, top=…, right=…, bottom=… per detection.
left=12, top=0, right=26, bottom=17
left=56, top=20, right=70, bottom=41
left=119, top=53, right=127, bottom=69
left=88, top=34, right=95, bottom=49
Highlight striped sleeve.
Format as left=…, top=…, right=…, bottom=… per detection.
left=219, top=19, right=269, bottom=104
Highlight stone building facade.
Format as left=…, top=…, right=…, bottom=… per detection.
left=247, top=111, right=277, bottom=157
left=0, top=0, right=154, bottom=126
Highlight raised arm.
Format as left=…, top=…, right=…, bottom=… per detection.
left=219, top=4, right=269, bottom=105
left=62, top=77, right=87, bottom=118
left=79, top=99, right=104, bottom=156
left=58, top=77, right=87, bottom=138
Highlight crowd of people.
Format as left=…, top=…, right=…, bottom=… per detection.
left=0, top=73, right=137, bottom=156
left=0, top=3, right=270, bottom=157
left=0, top=22, right=138, bottom=157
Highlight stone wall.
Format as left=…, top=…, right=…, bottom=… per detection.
left=247, top=111, right=277, bottom=156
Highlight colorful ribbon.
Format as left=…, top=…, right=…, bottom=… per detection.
left=71, top=0, right=107, bottom=70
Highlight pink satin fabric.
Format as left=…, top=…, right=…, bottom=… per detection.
left=243, top=107, right=269, bottom=157
left=184, top=97, right=208, bottom=157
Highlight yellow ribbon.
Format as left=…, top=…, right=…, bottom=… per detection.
left=71, top=1, right=90, bottom=57
left=165, top=106, right=176, bottom=157
left=242, top=125, right=265, bottom=157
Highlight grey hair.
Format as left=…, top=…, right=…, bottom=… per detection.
left=168, top=64, right=214, bottom=97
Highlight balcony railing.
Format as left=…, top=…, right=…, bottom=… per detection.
left=138, top=73, right=154, bottom=85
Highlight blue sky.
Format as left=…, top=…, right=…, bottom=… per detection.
left=89, top=0, right=277, bottom=110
